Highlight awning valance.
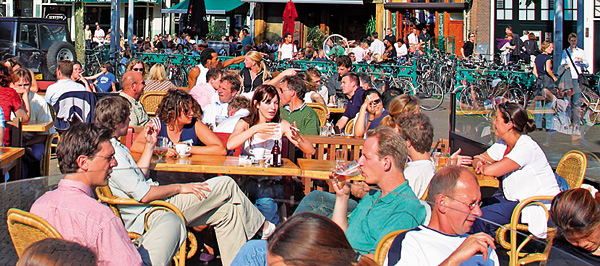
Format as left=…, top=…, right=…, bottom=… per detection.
left=162, top=0, right=245, bottom=14
left=242, top=0, right=363, bottom=5
left=53, top=0, right=161, bottom=3
left=384, top=2, right=468, bottom=11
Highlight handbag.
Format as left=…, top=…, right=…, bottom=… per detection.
left=565, top=48, right=595, bottom=87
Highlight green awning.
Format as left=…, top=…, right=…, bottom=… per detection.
left=162, top=0, right=245, bottom=14
left=53, top=0, right=161, bottom=3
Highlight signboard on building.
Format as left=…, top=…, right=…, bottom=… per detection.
left=46, top=13, right=67, bottom=20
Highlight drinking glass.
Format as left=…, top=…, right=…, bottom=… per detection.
left=153, top=136, right=169, bottom=163
left=335, top=149, right=347, bottom=168
left=332, top=160, right=361, bottom=181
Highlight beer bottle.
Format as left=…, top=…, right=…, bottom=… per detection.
left=271, top=140, right=281, bottom=167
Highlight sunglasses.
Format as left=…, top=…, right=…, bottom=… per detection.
left=132, top=68, right=144, bottom=72
left=370, top=99, right=382, bottom=105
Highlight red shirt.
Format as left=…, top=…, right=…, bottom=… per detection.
left=0, top=87, right=22, bottom=146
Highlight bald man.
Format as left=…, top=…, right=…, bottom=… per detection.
left=119, top=71, right=149, bottom=126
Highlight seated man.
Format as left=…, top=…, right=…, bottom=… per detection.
left=335, top=72, right=365, bottom=131
left=30, top=123, right=144, bottom=266
left=119, top=71, right=149, bottom=127
left=233, top=127, right=426, bottom=264
left=278, top=75, right=319, bottom=135
left=214, top=96, right=250, bottom=133
left=44, top=60, right=87, bottom=106
left=396, top=113, right=436, bottom=199
left=202, top=73, right=240, bottom=128
left=385, top=166, right=499, bottom=266
left=94, top=96, right=274, bottom=266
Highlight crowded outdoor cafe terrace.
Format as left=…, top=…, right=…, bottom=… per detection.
left=1, top=53, right=600, bottom=266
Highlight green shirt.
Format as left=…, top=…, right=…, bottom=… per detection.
left=281, top=103, right=319, bottom=136
left=346, top=181, right=426, bottom=255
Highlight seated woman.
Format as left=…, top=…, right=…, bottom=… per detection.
left=233, top=212, right=378, bottom=266
left=353, top=89, right=388, bottom=138
left=549, top=188, right=600, bottom=265
left=143, top=63, right=177, bottom=93
left=379, top=94, right=419, bottom=128
left=131, top=89, right=225, bottom=157
left=471, top=102, right=560, bottom=236
left=127, top=59, right=148, bottom=79
left=228, top=85, right=314, bottom=223
left=299, top=68, right=327, bottom=106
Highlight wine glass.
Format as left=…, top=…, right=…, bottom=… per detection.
left=153, top=136, right=169, bottom=163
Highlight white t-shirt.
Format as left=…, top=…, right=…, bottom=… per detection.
left=45, top=79, right=87, bottom=106
left=404, top=159, right=436, bottom=199
left=369, top=39, right=385, bottom=56
left=201, top=101, right=229, bottom=127
left=279, top=43, right=297, bottom=60
left=395, top=43, right=408, bottom=57
left=385, top=225, right=500, bottom=266
left=196, top=64, right=209, bottom=85
left=408, top=33, right=419, bottom=46
left=352, top=46, right=367, bottom=62
left=486, top=135, right=560, bottom=201
left=214, top=109, right=249, bottom=133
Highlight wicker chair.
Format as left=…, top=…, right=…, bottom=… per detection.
left=7, top=208, right=63, bottom=257
left=95, top=186, right=197, bottom=266
left=495, top=195, right=556, bottom=266
left=374, top=229, right=408, bottom=265
left=345, top=118, right=355, bottom=136
left=140, top=90, right=168, bottom=116
left=555, top=150, right=587, bottom=189
left=306, top=102, right=328, bottom=127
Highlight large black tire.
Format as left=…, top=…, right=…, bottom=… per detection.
left=46, top=41, right=76, bottom=77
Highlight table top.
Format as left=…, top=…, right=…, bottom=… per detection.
left=132, top=153, right=301, bottom=176
left=466, top=167, right=499, bottom=188
left=0, top=147, right=25, bottom=168
left=297, top=159, right=365, bottom=181
left=7, top=120, right=54, bottom=132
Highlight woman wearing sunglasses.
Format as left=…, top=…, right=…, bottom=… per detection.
left=353, top=89, right=387, bottom=138
left=126, top=59, right=147, bottom=79
left=470, top=102, right=560, bottom=236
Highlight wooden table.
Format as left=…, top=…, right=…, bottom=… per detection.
left=7, top=120, right=54, bottom=132
left=467, top=167, right=500, bottom=188
left=131, top=153, right=301, bottom=176
left=0, top=147, right=25, bottom=181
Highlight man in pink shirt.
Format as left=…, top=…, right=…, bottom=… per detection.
left=30, top=123, right=144, bottom=266
left=189, top=68, right=222, bottom=109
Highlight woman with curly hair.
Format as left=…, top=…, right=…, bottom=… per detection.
left=131, top=89, right=225, bottom=157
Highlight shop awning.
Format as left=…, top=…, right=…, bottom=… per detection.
left=241, top=0, right=363, bottom=5
left=384, top=2, right=469, bottom=11
left=162, top=0, right=245, bottom=14
left=53, top=0, right=161, bottom=3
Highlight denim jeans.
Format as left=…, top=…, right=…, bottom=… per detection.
left=230, top=240, right=267, bottom=266
left=535, top=100, right=554, bottom=130
left=293, top=190, right=359, bottom=218
left=469, top=193, right=519, bottom=237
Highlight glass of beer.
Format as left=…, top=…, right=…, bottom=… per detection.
left=332, top=160, right=361, bottom=181
left=153, top=136, right=169, bottom=163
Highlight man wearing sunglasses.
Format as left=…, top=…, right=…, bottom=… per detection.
left=385, top=166, right=500, bottom=266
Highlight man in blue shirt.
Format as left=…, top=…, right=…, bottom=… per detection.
left=335, top=72, right=365, bottom=131
left=94, top=62, right=116, bottom=93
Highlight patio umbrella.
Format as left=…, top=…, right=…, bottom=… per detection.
left=282, top=0, right=298, bottom=37
left=181, top=0, right=209, bottom=38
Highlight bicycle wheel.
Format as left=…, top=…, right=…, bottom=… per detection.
left=458, top=85, right=485, bottom=113
left=416, top=81, right=444, bottom=111
left=505, top=87, right=525, bottom=105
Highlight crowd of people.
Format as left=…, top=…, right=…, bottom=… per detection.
left=0, top=28, right=596, bottom=266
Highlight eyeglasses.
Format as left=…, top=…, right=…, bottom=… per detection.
left=444, top=194, right=482, bottom=210
left=95, top=154, right=116, bottom=163
left=132, top=68, right=144, bottom=72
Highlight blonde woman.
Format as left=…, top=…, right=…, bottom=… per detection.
left=143, top=63, right=177, bottom=93
left=126, top=59, right=147, bottom=79
left=379, top=94, right=420, bottom=128
left=240, top=51, right=270, bottom=95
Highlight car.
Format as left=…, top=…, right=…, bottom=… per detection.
left=0, top=17, right=76, bottom=81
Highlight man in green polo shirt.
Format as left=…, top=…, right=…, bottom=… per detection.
left=278, top=75, right=319, bottom=136
left=331, top=126, right=427, bottom=258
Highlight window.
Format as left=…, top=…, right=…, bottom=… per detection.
left=19, top=23, right=39, bottom=49
left=564, top=0, right=577, bottom=21
left=541, top=0, right=554, bottom=20
left=518, top=0, right=535, bottom=20
left=595, top=0, right=600, bottom=17
left=496, top=0, right=513, bottom=20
